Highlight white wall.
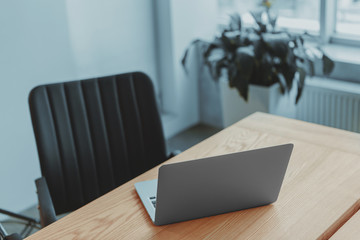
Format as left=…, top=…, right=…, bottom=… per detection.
left=65, top=0, right=159, bottom=91
left=0, top=0, right=158, bottom=214
left=157, top=0, right=218, bottom=138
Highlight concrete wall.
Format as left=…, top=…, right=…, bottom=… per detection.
left=0, top=0, right=158, bottom=214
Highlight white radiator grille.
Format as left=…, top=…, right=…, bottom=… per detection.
left=296, top=78, right=360, bottom=133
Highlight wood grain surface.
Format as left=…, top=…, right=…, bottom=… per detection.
left=26, top=112, right=360, bottom=239
left=330, top=208, right=360, bottom=240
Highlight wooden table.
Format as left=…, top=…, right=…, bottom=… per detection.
left=26, top=112, right=360, bottom=239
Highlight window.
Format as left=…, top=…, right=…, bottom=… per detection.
left=270, top=0, right=320, bottom=33
left=336, top=0, right=360, bottom=37
left=218, top=0, right=320, bottom=33
left=218, top=0, right=360, bottom=44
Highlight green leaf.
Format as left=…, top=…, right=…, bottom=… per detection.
left=250, top=10, right=266, bottom=32
left=322, top=54, right=335, bottom=76
left=262, top=33, right=290, bottom=60
left=276, top=73, right=286, bottom=94
left=228, top=13, right=242, bottom=31
left=253, top=39, right=265, bottom=59
left=229, top=48, right=255, bottom=101
left=181, top=39, right=203, bottom=74
left=203, top=42, right=221, bottom=60
left=181, top=48, right=190, bottom=74
left=281, top=63, right=296, bottom=90
left=307, top=59, right=315, bottom=77
left=266, top=10, right=278, bottom=30
left=256, top=52, right=273, bottom=86
left=204, top=59, right=219, bottom=80
left=295, top=67, right=306, bottom=104
left=215, top=57, right=228, bottom=79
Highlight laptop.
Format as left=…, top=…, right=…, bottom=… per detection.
left=134, top=143, right=293, bottom=225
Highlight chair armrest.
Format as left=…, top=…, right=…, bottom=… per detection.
left=167, top=150, right=182, bottom=159
left=35, top=177, right=57, bottom=227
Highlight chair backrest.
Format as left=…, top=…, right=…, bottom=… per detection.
left=29, top=72, right=167, bottom=214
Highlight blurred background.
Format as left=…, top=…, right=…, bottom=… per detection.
left=0, top=0, right=359, bottom=236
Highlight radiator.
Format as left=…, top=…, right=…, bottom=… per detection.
left=296, top=77, right=360, bottom=133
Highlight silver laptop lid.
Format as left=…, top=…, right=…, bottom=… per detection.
left=154, top=144, right=293, bottom=225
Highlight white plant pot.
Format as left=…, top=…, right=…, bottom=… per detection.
left=219, top=77, right=297, bottom=127
left=198, top=69, right=297, bottom=129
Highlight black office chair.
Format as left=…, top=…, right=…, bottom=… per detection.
left=0, top=223, right=23, bottom=240
left=29, top=72, right=172, bottom=227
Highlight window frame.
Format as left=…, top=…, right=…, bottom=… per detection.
left=322, top=0, right=360, bottom=47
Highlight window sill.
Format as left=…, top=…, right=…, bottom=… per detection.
left=318, top=43, right=360, bottom=83
left=322, top=43, right=360, bottom=65
left=304, top=39, right=360, bottom=82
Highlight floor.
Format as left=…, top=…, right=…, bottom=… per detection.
left=1, top=123, right=221, bottom=238
left=166, top=124, right=221, bottom=154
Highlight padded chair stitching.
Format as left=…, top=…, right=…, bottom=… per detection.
left=79, top=81, right=101, bottom=195
left=95, top=78, right=116, bottom=188
left=44, top=85, right=68, bottom=210
left=128, top=74, right=147, bottom=172
left=63, top=84, right=85, bottom=205
left=111, top=76, right=132, bottom=183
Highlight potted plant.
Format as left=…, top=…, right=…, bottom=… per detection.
left=182, top=1, right=334, bottom=127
